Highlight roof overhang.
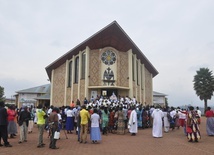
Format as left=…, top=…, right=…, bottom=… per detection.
left=88, top=86, right=130, bottom=90
left=45, top=21, right=158, bottom=80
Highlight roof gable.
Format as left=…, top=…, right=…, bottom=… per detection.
left=16, top=84, right=50, bottom=94
left=153, top=91, right=167, bottom=97
left=46, top=21, right=158, bottom=79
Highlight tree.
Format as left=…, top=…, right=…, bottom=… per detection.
left=193, top=68, right=214, bottom=112
left=0, top=86, right=5, bottom=102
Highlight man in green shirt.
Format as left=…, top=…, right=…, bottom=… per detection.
left=36, top=104, right=46, bottom=148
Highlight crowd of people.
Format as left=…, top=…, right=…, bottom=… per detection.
left=1, top=94, right=214, bottom=149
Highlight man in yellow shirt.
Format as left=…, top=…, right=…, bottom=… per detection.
left=79, top=105, right=90, bottom=143
left=36, top=104, right=47, bottom=148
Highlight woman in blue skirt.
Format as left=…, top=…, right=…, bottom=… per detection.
left=90, top=108, right=101, bottom=143
left=65, top=107, right=74, bottom=134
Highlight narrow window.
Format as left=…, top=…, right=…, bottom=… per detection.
left=132, top=55, right=135, bottom=81
left=137, top=60, right=139, bottom=85
left=68, top=61, right=72, bottom=87
left=75, top=57, right=79, bottom=83
left=81, top=52, right=86, bottom=79
left=141, top=65, right=143, bottom=90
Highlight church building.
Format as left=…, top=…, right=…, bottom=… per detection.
left=45, top=21, right=158, bottom=107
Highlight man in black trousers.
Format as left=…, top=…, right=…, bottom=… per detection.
left=48, top=107, right=59, bottom=149
left=0, top=101, right=12, bottom=147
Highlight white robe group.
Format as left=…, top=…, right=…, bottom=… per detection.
left=128, top=110, right=138, bottom=133
left=152, top=108, right=164, bottom=138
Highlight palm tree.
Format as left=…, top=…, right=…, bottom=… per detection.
left=193, top=68, right=214, bottom=112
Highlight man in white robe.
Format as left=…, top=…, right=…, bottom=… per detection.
left=128, top=106, right=138, bottom=136
left=152, top=107, right=164, bottom=138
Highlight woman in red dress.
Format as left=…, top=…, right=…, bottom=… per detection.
left=108, top=108, right=115, bottom=133
left=205, top=107, right=214, bottom=136
left=7, top=105, right=17, bottom=138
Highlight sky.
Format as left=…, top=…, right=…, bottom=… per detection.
left=0, top=0, right=214, bottom=107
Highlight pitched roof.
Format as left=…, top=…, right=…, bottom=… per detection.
left=45, top=21, right=158, bottom=80
left=34, top=93, right=50, bottom=100
left=153, top=91, right=167, bottom=97
left=16, top=84, right=50, bottom=94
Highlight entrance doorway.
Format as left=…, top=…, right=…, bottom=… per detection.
left=101, top=89, right=118, bottom=98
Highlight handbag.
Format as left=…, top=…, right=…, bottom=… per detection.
left=54, top=131, right=60, bottom=139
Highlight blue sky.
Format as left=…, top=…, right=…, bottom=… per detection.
left=1, top=0, right=214, bottom=107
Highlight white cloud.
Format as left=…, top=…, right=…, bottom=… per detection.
left=1, top=0, right=214, bottom=107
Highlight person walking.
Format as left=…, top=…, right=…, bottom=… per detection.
left=18, top=106, right=31, bottom=144
left=0, top=101, right=12, bottom=147
left=36, top=104, right=47, bottom=148
left=79, top=105, right=90, bottom=144
left=186, top=106, right=201, bottom=142
left=152, top=106, right=164, bottom=138
left=205, top=107, right=214, bottom=136
left=196, top=106, right=202, bottom=124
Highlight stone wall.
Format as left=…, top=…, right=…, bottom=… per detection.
left=52, top=63, right=66, bottom=107
left=79, top=79, right=85, bottom=102
left=117, top=52, right=129, bottom=87
left=89, top=49, right=101, bottom=86
left=145, top=68, right=152, bottom=105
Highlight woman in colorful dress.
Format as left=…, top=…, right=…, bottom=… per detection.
left=117, top=107, right=125, bottom=135
left=101, top=106, right=109, bottom=135
left=186, top=106, right=201, bottom=142
left=136, top=106, right=143, bottom=128
left=205, top=107, right=214, bottom=136
left=108, top=108, right=115, bottom=133
left=113, top=107, right=119, bottom=132
left=174, top=110, right=180, bottom=129
left=142, top=107, right=149, bottom=129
